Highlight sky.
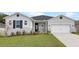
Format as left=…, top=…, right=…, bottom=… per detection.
left=3, top=12, right=79, bottom=20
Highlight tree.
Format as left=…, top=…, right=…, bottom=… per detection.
left=0, top=13, right=8, bottom=23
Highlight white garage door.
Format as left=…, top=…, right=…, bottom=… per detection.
left=51, top=25, right=70, bottom=33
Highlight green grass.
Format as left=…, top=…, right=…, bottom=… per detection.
left=0, top=34, right=65, bottom=47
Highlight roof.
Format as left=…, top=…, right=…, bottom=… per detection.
left=31, top=15, right=53, bottom=20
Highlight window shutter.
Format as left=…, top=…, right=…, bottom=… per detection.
left=13, top=20, right=15, bottom=29
left=20, top=20, right=22, bottom=28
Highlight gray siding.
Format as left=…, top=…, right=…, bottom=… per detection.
left=75, top=21, right=79, bottom=32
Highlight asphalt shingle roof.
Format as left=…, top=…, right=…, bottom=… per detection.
left=31, top=15, right=53, bottom=20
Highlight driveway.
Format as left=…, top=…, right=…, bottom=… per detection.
left=53, top=33, right=79, bottom=47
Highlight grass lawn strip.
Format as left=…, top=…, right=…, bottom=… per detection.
left=0, top=34, right=65, bottom=47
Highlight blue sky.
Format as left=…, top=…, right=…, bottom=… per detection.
left=3, top=12, right=79, bottom=20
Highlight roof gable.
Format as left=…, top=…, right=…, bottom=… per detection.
left=49, top=15, right=75, bottom=21
left=57, top=15, right=75, bottom=21
left=3, top=12, right=33, bottom=20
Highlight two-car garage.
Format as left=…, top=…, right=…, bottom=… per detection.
left=48, top=15, right=76, bottom=33
left=50, top=24, right=71, bottom=33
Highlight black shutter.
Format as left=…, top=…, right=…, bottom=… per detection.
left=20, top=20, right=22, bottom=28
left=13, top=20, right=15, bottom=29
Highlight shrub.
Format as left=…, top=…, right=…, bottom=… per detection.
left=16, top=31, right=21, bottom=35
left=32, top=32, right=39, bottom=35
left=11, top=32, right=15, bottom=36
left=22, top=30, right=26, bottom=35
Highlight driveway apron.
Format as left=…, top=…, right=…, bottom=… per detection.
left=53, top=33, right=79, bottom=47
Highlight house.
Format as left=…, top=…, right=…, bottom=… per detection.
left=3, top=13, right=52, bottom=36
left=3, top=12, right=77, bottom=36
left=48, top=15, right=76, bottom=33
left=75, top=21, right=79, bottom=32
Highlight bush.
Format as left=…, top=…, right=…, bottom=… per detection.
left=32, top=32, right=39, bottom=35
left=16, top=31, right=21, bottom=35
left=22, top=30, right=26, bottom=35
left=11, top=32, right=15, bottom=36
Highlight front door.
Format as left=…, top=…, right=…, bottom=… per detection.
left=35, top=23, right=39, bottom=32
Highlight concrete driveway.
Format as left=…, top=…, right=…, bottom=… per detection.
left=53, top=33, right=79, bottom=47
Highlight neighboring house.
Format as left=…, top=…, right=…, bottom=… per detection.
left=3, top=12, right=77, bottom=36
left=0, top=23, right=5, bottom=36
left=48, top=15, right=76, bottom=33
left=0, top=23, right=5, bottom=28
left=75, top=21, right=79, bottom=32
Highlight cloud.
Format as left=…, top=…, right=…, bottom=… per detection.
left=28, top=12, right=45, bottom=16
left=64, top=12, right=79, bottom=20
left=65, top=12, right=75, bottom=17
left=3, top=12, right=14, bottom=15
left=3, top=12, right=45, bottom=16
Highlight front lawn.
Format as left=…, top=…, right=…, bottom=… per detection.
left=0, top=34, right=65, bottom=47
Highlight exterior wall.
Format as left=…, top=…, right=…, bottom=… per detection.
left=5, top=14, right=32, bottom=36
left=48, top=16, right=76, bottom=32
left=39, top=23, right=45, bottom=33
left=38, top=22, right=48, bottom=33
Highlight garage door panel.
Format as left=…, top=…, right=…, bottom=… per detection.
left=51, top=25, right=70, bottom=33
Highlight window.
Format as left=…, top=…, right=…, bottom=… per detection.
left=13, top=20, right=23, bottom=28
left=25, top=21, right=27, bottom=25
left=15, top=21, right=21, bottom=28
left=17, top=14, right=19, bottom=17
left=60, top=16, right=63, bottom=19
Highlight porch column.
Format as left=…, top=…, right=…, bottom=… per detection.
left=32, top=21, right=35, bottom=33
left=45, top=21, right=48, bottom=33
